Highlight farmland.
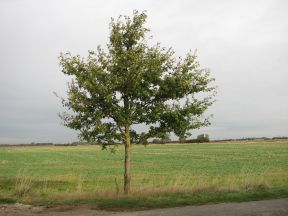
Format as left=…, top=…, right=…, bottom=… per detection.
left=0, top=141, right=287, bottom=210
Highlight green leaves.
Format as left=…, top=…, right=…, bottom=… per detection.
left=58, top=10, right=216, bottom=144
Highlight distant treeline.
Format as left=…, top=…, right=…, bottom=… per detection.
left=151, top=134, right=210, bottom=144
left=212, top=136, right=288, bottom=142
left=0, top=142, right=79, bottom=147
left=1, top=136, right=287, bottom=147
left=148, top=135, right=288, bottom=144
left=0, top=142, right=54, bottom=147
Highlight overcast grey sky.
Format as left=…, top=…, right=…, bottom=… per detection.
left=0, top=0, right=287, bottom=144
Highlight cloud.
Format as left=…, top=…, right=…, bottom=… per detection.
left=0, top=0, right=287, bottom=143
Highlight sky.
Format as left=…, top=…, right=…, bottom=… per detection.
left=0, top=0, right=287, bottom=144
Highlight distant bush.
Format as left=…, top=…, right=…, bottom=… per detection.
left=152, top=133, right=171, bottom=144
left=186, top=134, right=210, bottom=143
left=152, top=139, right=164, bottom=144
left=197, top=134, right=210, bottom=142
left=152, top=138, right=170, bottom=144
left=272, top=136, right=288, bottom=140
left=179, top=137, right=186, bottom=143
left=55, top=143, right=77, bottom=146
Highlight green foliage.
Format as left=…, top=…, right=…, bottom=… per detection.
left=58, top=10, right=216, bottom=144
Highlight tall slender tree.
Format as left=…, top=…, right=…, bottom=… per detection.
left=58, top=11, right=216, bottom=194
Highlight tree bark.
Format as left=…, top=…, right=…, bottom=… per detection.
left=124, top=125, right=131, bottom=194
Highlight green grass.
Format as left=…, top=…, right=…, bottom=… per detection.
left=0, top=141, right=287, bottom=210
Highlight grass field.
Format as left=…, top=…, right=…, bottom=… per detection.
left=0, top=141, right=287, bottom=210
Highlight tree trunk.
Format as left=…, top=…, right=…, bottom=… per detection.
left=124, top=125, right=131, bottom=194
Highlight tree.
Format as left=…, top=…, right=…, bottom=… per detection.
left=58, top=11, right=216, bottom=194
left=196, top=134, right=210, bottom=143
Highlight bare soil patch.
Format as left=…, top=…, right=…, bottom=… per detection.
left=1, top=199, right=287, bottom=216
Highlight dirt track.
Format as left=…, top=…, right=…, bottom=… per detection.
left=1, top=198, right=287, bottom=216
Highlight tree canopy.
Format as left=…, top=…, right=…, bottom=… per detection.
left=58, top=10, right=216, bottom=193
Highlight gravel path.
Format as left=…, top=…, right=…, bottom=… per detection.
left=1, top=198, right=287, bottom=216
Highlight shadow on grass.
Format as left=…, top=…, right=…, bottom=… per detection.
left=33, top=187, right=288, bottom=211
left=0, top=197, right=16, bottom=204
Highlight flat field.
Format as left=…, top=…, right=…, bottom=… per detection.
left=0, top=141, right=287, bottom=209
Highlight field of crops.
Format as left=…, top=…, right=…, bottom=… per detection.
left=0, top=141, right=287, bottom=209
